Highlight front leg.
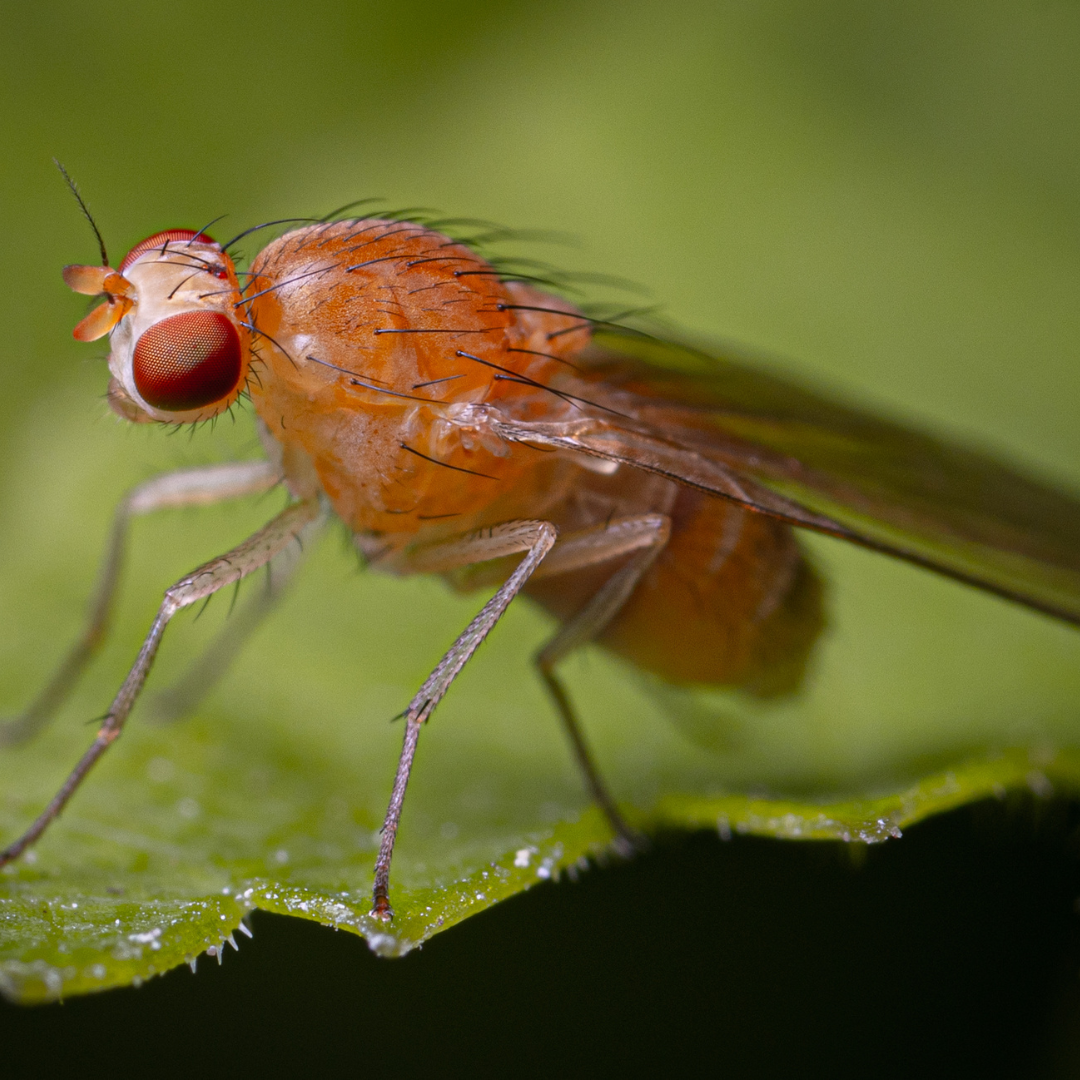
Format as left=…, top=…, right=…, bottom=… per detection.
left=0, top=460, right=282, bottom=746
left=150, top=526, right=310, bottom=724
left=0, top=497, right=323, bottom=868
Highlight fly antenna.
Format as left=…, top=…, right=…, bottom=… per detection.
left=54, top=159, right=109, bottom=267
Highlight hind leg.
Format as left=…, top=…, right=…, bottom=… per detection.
left=531, top=515, right=672, bottom=853
left=368, top=514, right=670, bottom=917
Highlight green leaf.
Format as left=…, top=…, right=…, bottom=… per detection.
left=1, top=394, right=1080, bottom=1004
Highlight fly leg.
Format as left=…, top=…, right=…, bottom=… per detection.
left=0, top=496, right=323, bottom=868
left=530, top=515, right=672, bottom=856
left=370, top=520, right=559, bottom=920
left=0, top=460, right=282, bottom=747
left=150, top=527, right=311, bottom=723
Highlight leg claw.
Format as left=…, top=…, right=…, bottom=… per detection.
left=611, top=825, right=649, bottom=859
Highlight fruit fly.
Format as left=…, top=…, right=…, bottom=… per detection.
left=4, top=185, right=1080, bottom=921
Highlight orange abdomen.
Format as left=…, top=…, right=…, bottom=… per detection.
left=528, top=486, right=824, bottom=692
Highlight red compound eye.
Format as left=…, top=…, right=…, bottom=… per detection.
left=119, top=229, right=223, bottom=275
left=133, top=311, right=243, bottom=412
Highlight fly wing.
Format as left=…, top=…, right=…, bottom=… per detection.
left=492, top=327, right=1080, bottom=626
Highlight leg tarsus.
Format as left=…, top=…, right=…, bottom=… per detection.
left=537, top=665, right=647, bottom=857
left=370, top=714, right=422, bottom=921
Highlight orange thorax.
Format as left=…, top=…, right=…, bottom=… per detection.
left=246, top=220, right=589, bottom=541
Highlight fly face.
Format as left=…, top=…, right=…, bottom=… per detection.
left=64, top=229, right=252, bottom=424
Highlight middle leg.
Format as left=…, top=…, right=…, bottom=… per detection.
left=370, top=519, right=559, bottom=919
left=369, top=514, right=669, bottom=918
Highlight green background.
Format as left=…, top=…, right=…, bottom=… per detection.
left=1, top=0, right=1080, bottom=1067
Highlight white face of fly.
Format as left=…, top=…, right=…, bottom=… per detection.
left=106, top=240, right=246, bottom=422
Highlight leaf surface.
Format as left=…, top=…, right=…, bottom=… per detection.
left=2, top=397, right=1080, bottom=1003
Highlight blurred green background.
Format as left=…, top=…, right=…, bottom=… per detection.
left=3, top=0, right=1080, bottom=788
left=2, top=0, right=1080, bottom=1071
left=4, top=0, right=1080, bottom=469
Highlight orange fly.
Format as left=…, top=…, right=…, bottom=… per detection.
left=5, top=178, right=1080, bottom=919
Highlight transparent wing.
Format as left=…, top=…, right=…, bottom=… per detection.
left=493, top=327, right=1080, bottom=626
